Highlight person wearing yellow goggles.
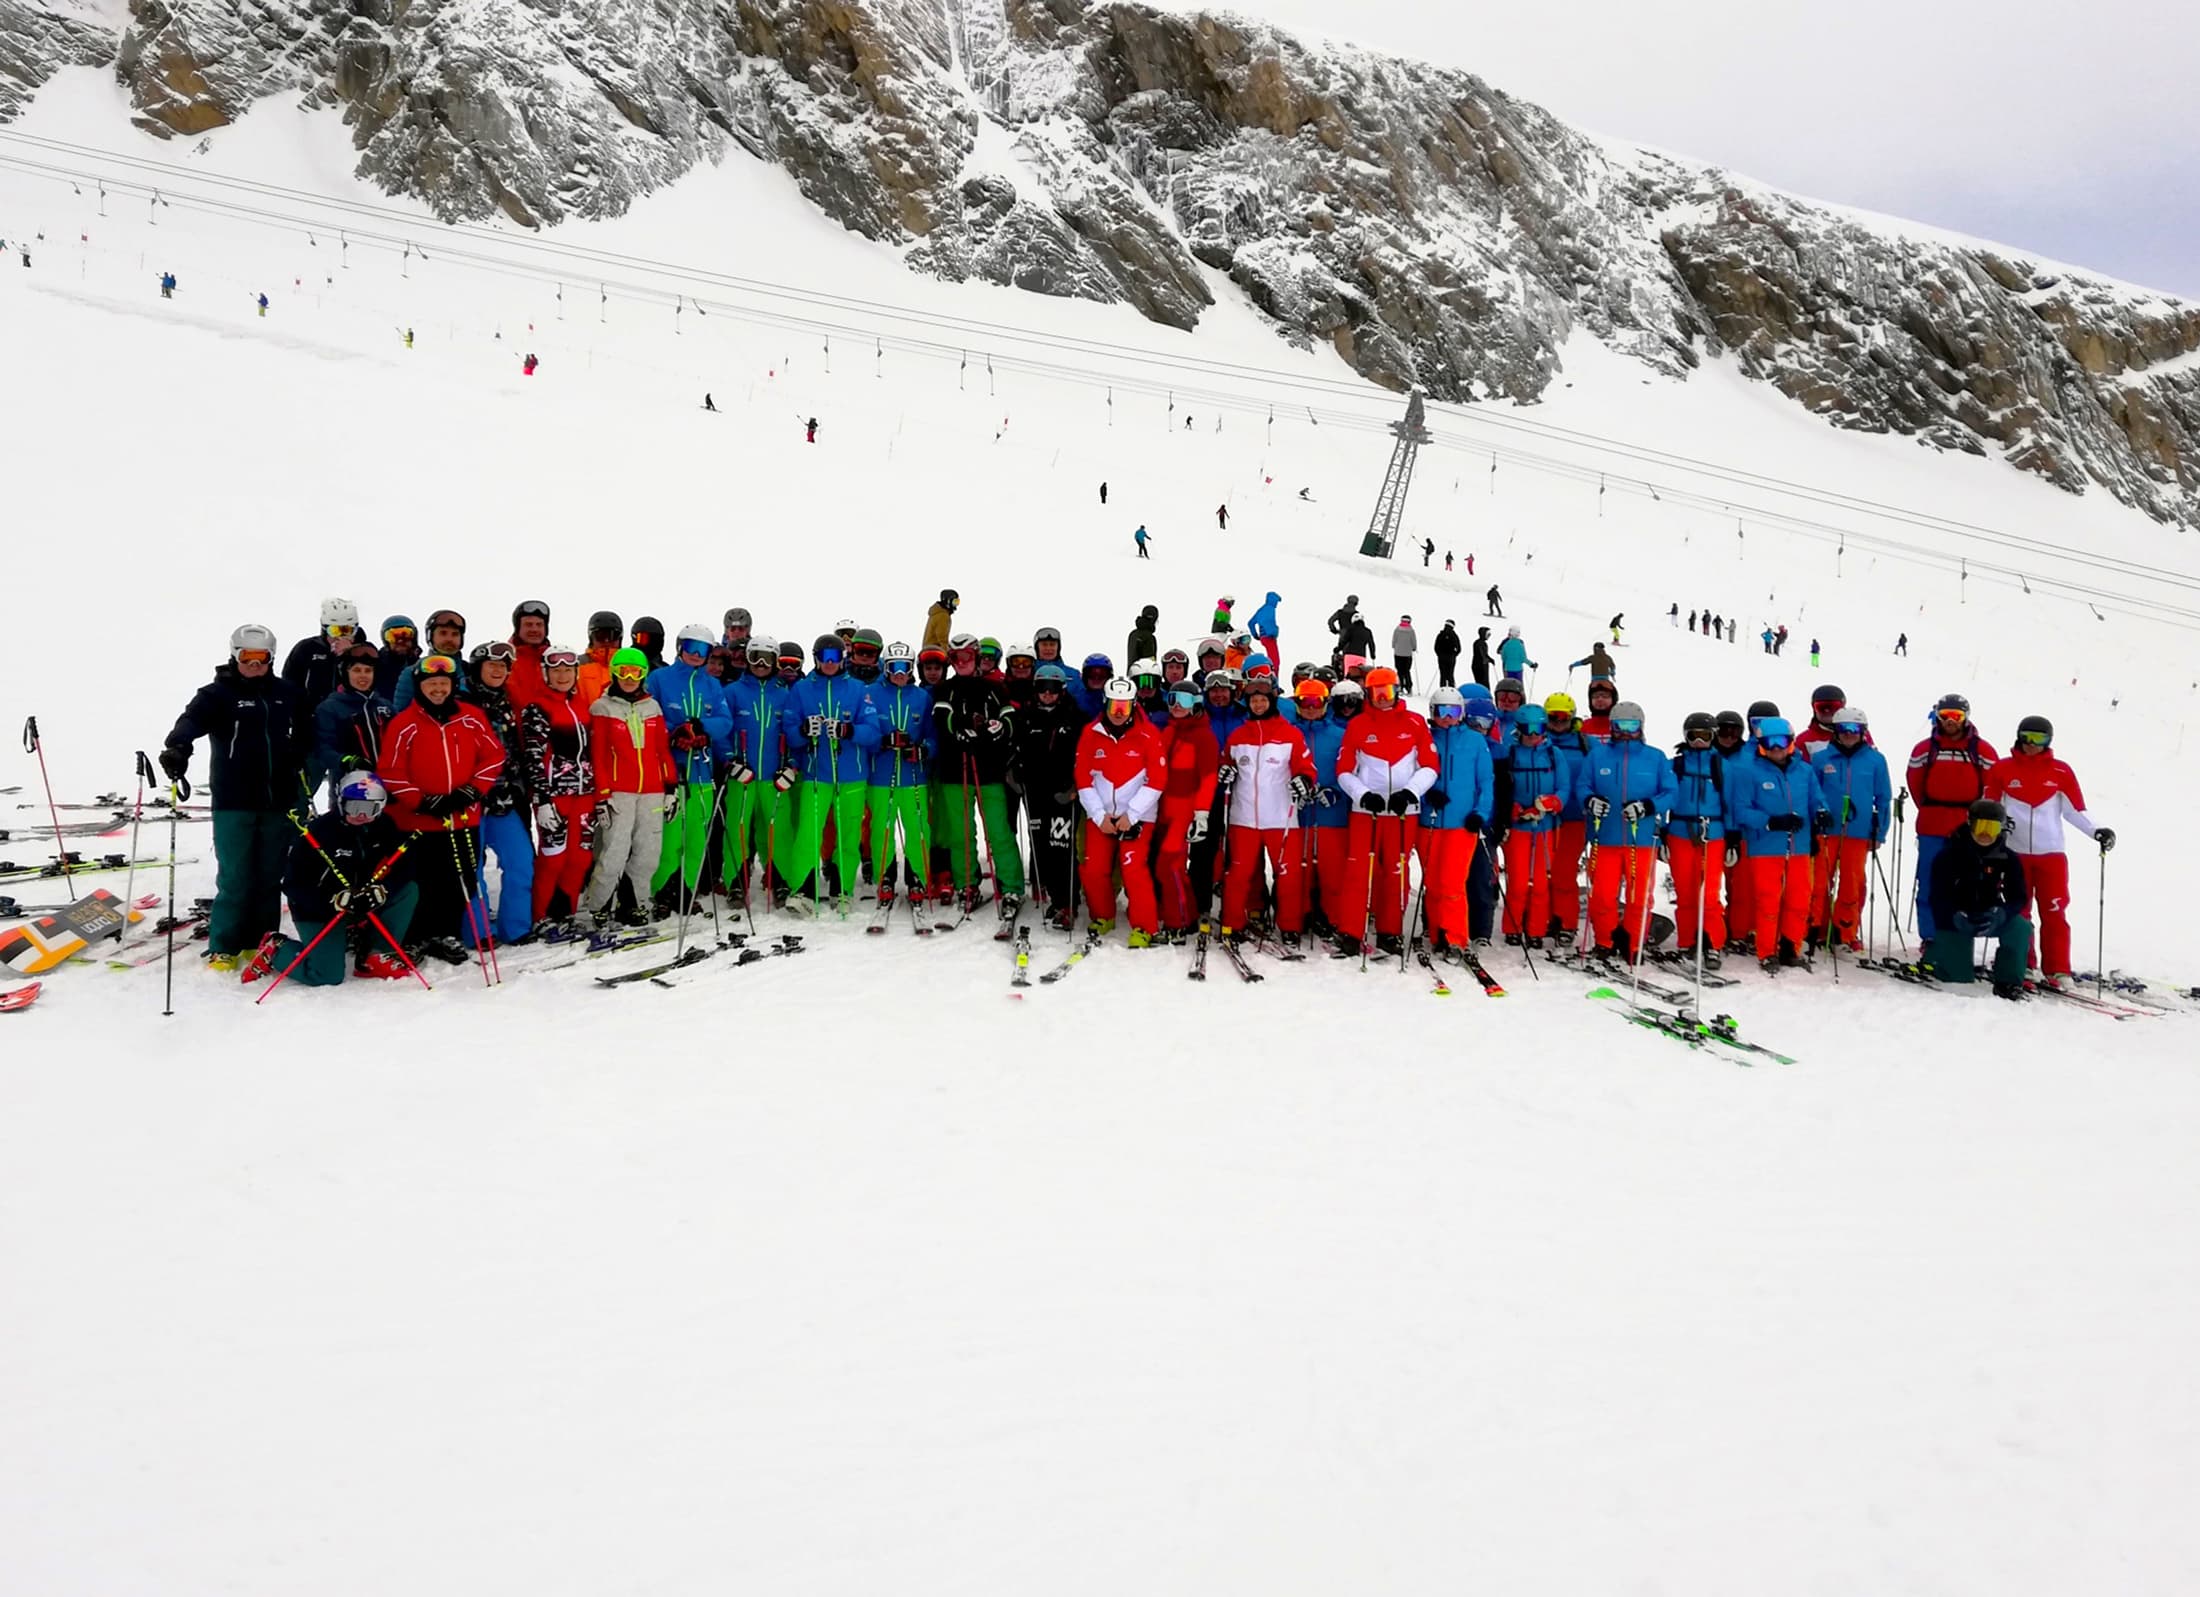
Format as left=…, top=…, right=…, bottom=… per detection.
left=1923, top=798, right=2034, bottom=997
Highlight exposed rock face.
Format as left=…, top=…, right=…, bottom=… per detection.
left=2, top=0, right=2193, bottom=524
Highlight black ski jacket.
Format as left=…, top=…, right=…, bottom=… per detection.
left=283, top=810, right=413, bottom=925
left=933, top=674, right=1018, bottom=784
left=165, top=663, right=309, bottom=812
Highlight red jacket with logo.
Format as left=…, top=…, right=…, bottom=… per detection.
left=378, top=700, right=509, bottom=832
left=1907, top=729, right=2000, bottom=838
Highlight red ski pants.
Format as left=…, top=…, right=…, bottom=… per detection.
left=1222, top=826, right=1305, bottom=932
left=1300, top=828, right=1352, bottom=929
left=1415, top=828, right=1477, bottom=944
left=1080, top=819, right=1158, bottom=935
left=1154, top=797, right=1199, bottom=929
left=1726, top=840, right=1754, bottom=942
left=531, top=794, right=598, bottom=922
left=1551, top=819, right=1587, bottom=931
left=1749, top=850, right=1813, bottom=955
left=1502, top=827, right=1557, bottom=937
left=1589, top=844, right=1657, bottom=952
left=1664, top=837, right=1727, bottom=953
left=2014, top=849, right=2074, bottom=974
left=1813, top=836, right=1870, bottom=944
left=1345, top=812, right=1419, bottom=937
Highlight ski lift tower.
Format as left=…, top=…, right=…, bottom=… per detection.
left=1358, top=389, right=1433, bottom=560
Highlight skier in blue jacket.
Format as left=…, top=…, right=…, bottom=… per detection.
left=1573, top=702, right=1676, bottom=958
left=1808, top=707, right=1892, bottom=949
left=1419, top=687, right=1497, bottom=953
left=723, top=638, right=808, bottom=906
left=1248, top=591, right=1283, bottom=668
left=788, top=633, right=873, bottom=910
left=1730, top=717, right=1820, bottom=969
left=855, top=642, right=936, bottom=910
left=1497, top=626, right=1536, bottom=684
left=1664, top=711, right=1731, bottom=964
left=1502, top=705, right=1567, bottom=944
left=645, top=625, right=736, bottom=911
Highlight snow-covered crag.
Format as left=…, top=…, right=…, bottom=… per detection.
left=6, top=0, right=2196, bottom=524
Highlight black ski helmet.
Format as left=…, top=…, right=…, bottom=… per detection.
left=1968, top=798, right=2007, bottom=826
left=1715, top=709, right=1746, bottom=735
left=632, top=616, right=664, bottom=647
left=588, top=610, right=623, bottom=642
left=813, top=632, right=841, bottom=658
left=1682, top=711, right=1715, bottom=740
left=2017, top=714, right=2053, bottom=745
left=512, top=598, right=550, bottom=629
left=1747, top=699, right=1780, bottom=723
left=1811, top=683, right=1846, bottom=709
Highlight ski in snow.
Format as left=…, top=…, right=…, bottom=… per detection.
left=1010, top=926, right=1032, bottom=988
left=911, top=893, right=934, bottom=936
left=1218, top=937, right=1265, bottom=983
left=1415, top=948, right=1451, bottom=996
left=1188, top=919, right=1210, bottom=981
left=1039, top=930, right=1102, bottom=984
left=866, top=895, right=895, bottom=935
left=1457, top=949, right=1507, bottom=996
left=0, top=981, right=41, bottom=1012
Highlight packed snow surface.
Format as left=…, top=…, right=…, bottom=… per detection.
left=3, top=67, right=2198, bottom=1596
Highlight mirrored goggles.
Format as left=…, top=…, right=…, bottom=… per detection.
left=544, top=649, right=580, bottom=669
left=338, top=792, right=385, bottom=820
left=383, top=628, right=417, bottom=646
left=1466, top=712, right=1496, bottom=732
left=418, top=654, right=460, bottom=677
left=1170, top=688, right=1200, bottom=709
left=613, top=665, right=647, bottom=682
left=1611, top=717, right=1644, bottom=736
left=2016, top=729, right=2049, bottom=748
left=1935, top=708, right=1969, bottom=728
left=816, top=646, right=844, bottom=665
left=325, top=622, right=356, bottom=639
left=1971, top=818, right=2004, bottom=841
left=1758, top=732, right=1792, bottom=751
left=1834, top=720, right=1867, bottom=737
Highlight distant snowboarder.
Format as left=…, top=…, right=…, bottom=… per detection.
left=1485, top=585, right=1503, bottom=618
left=1297, top=487, right=1311, bottom=501
left=703, top=392, right=716, bottom=411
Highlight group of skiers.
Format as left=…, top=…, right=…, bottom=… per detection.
left=151, top=594, right=2112, bottom=999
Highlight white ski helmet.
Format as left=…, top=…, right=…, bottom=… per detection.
left=745, top=635, right=779, bottom=661
left=1429, top=686, right=1465, bottom=715
left=1006, top=640, right=1036, bottom=663
left=676, top=623, right=715, bottom=656
left=882, top=641, right=916, bottom=672
left=320, top=597, right=359, bottom=630
left=230, top=623, right=276, bottom=661
left=1198, top=635, right=1227, bottom=659
left=1507, top=625, right=1522, bottom=639
left=1104, top=676, right=1137, bottom=703
left=1130, top=656, right=1160, bottom=680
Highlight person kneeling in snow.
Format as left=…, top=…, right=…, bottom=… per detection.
left=1925, top=799, right=2033, bottom=999
left=241, top=774, right=418, bottom=986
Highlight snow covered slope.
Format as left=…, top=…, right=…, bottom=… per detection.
left=3, top=68, right=2200, bottom=1596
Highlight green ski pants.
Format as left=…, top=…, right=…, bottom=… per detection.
left=211, top=808, right=294, bottom=956
left=936, top=778, right=1025, bottom=894
left=867, top=786, right=932, bottom=889
left=652, top=779, right=721, bottom=898
left=270, top=880, right=419, bottom=986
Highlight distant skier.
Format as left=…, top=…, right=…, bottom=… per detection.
left=703, top=393, right=717, bottom=411
left=1485, top=585, right=1503, bottom=618
left=1688, top=610, right=1698, bottom=632
left=1498, top=626, right=1535, bottom=684
left=1099, top=481, right=1108, bottom=505
left=1433, top=620, right=1461, bottom=688
left=1608, top=614, right=1625, bottom=645
left=257, top=293, right=269, bottom=317
left=1216, top=503, right=1230, bottom=530
left=1421, top=537, right=1436, bottom=567
left=1810, top=637, right=1822, bottom=667
left=1297, top=487, right=1311, bottom=500
left=1775, top=624, right=1789, bottom=656
left=1466, top=553, right=1475, bottom=576
left=805, top=417, right=818, bottom=443
left=160, top=271, right=175, bottom=299
left=1392, top=615, right=1418, bottom=692
left=1444, top=551, right=1454, bottom=572
left=403, top=328, right=414, bottom=349
left=1761, top=625, right=1776, bottom=655
left=1247, top=591, right=1282, bottom=666
left=1727, top=618, right=1737, bottom=643
left=1184, top=414, right=1194, bottom=430
left=523, top=353, right=539, bottom=377
left=1895, top=632, right=1909, bottom=656
left=1668, top=603, right=1679, bottom=628
left=1133, top=525, right=1152, bottom=560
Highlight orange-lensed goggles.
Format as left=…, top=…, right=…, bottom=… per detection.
left=417, top=655, right=460, bottom=677
left=236, top=649, right=273, bottom=665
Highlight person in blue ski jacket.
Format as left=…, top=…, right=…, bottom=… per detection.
left=1573, top=703, right=1676, bottom=955
left=1497, top=626, right=1535, bottom=682
left=1808, top=709, right=1892, bottom=948
left=722, top=642, right=808, bottom=903
left=1202, top=670, right=1247, bottom=746
left=1730, top=717, right=1819, bottom=964
left=1069, top=652, right=1113, bottom=721
left=1500, top=704, right=1568, bottom=941
left=1290, top=680, right=1353, bottom=936
left=788, top=636, right=873, bottom=905
left=1663, top=712, right=1731, bottom=960
left=855, top=646, right=937, bottom=902
left=1248, top=591, right=1283, bottom=666
left=645, top=628, right=736, bottom=907
left=1418, top=687, right=1496, bottom=951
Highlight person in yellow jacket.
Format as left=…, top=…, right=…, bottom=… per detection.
left=923, top=588, right=959, bottom=649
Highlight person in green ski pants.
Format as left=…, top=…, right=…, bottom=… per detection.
left=788, top=633, right=871, bottom=911
left=854, top=643, right=937, bottom=907
left=645, top=626, right=736, bottom=913
left=931, top=636, right=1026, bottom=916
left=723, top=637, right=808, bottom=907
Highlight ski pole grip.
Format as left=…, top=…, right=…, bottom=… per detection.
left=21, top=716, right=36, bottom=754
left=136, top=750, right=156, bottom=785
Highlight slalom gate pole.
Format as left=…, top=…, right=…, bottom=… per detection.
left=252, top=915, right=349, bottom=1006
left=124, top=752, right=151, bottom=927
left=446, top=821, right=495, bottom=988
left=162, top=774, right=188, bottom=1018
left=22, top=717, right=72, bottom=885
left=362, top=912, right=431, bottom=989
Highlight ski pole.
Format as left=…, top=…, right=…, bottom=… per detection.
left=1693, top=826, right=1708, bottom=1020
left=22, top=717, right=72, bottom=884
left=280, top=821, right=427, bottom=989
left=458, top=821, right=501, bottom=985
left=162, top=773, right=188, bottom=1018
left=447, top=821, right=496, bottom=987
left=1868, top=846, right=1912, bottom=961
left=2096, top=847, right=2108, bottom=1005
left=252, top=913, right=349, bottom=1005
left=1359, top=817, right=1377, bottom=972
left=122, top=752, right=151, bottom=930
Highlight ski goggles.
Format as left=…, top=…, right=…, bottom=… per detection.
left=324, top=622, right=357, bottom=639
left=850, top=643, right=881, bottom=661
left=1035, top=627, right=1063, bottom=646
left=1134, top=672, right=1160, bottom=690
left=235, top=648, right=273, bottom=665
left=612, top=666, right=648, bottom=685
left=1934, top=707, right=1969, bottom=729
left=1466, top=711, right=1497, bottom=732
left=1170, top=687, right=1200, bottom=710
left=425, top=610, right=467, bottom=633
left=815, top=646, right=844, bottom=665
left=1037, top=680, right=1067, bottom=697
left=1757, top=731, right=1792, bottom=750
left=2016, top=729, right=2050, bottom=749
left=1812, top=697, right=1846, bottom=716
left=977, top=643, right=1002, bottom=660
left=1610, top=716, right=1644, bottom=737
left=418, top=654, right=461, bottom=677
left=1833, top=719, right=1867, bottom=737
left=478, top=639, right=519, bottom=663
left=383, top=627, right=417, bottom=645
left=1970, top=817, right=2004, bottom=842
left=1493, top=690, right=1525, bottom=709
left=514, top=600, right=550, bottom=621
left=544, top=649, right=580, bottom=669
left=338, top=791, right=386, bottom=821
left=1544, top=710, right=1572, bottom=730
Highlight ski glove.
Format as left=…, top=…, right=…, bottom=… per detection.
left=1514, top=804, right=1540, bottom=825
left=774, top=766, right=798, bottom=792
left=2096, top=827, right=2117, bottom=852
left=158, top=746, right=189, bottom=782
left=1768, top=813, right=1805, bottom=833
left=804, top=714, right=826, bottom=738
left=1215, top=763, right=1238, bottom=792
left=534, top=804, right=567, bottom=851
left=837, top=719, right=856, bottom=744
left=1386, top=791, right=1416, bottom=816
left=1358, top=792, right=1386, bottom=814
left=1317, top=786, right=1341, bottom=808
left=725, top=760, right=755, bottom=785
left=1424, top=787, right=1448, bottom=810
left=416, top=792, right=454, bottom=819
left=1461, top=813, right=1483, bottom=834
left=662, top=786, right=683, bottom=821
left=1724, top=840, right=1742, bottom=867
left=1813, top=810, right=1834, bottom=834
left=1584, top=796, right=1611, bottom=823
left=1288, top=775, right=1315, bottom=807
left=1620, top=799, right=1650, bottom=824
left=1188, top=811, right=1210, bottom=844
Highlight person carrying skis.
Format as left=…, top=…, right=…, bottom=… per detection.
left=1391, top=615, right=1419, bottom=693
left=1925, top=799, right=2033, bottom=996
left=1247, top=591, right=1282, bottom=667
left=723, top=637, right=806, bottom=909
left=934, top=637, right=1024, bottom=918
left=1807, top=707, right=1892, bottom=951
left=1575, top=701, right=1673, bottom=960
left=309, top=639, right=391, bottom=800
left=1433, top=620, right=1462, bottom=688
left=377, top=654, right=508, bottom=959
left=1011, top=661, right=1088, bottom=931
left=160, top=624, right=310, bottom=969
left=1502, top=704, right=1565, bottom=947
left=1731, top=716, right=1819, bottom=970
left=853, top=642, right=936, bottom=919
left=1216, top=675, right=1316, bottom=945
left=464, top=642, right=536, bottom=945
left=784, top=632, right=871, bottom=912
left=1335, top=666, right=1437, bottom=956
left=283, top=597, right=363, bottom=712
left=1906, top=693, right=1999, bottom=942
left=1497, top=625, right=1534, bottom=685
left=1415, top=687, right=1495, bottom=956
left=373, top=617, right=421, bottom=700
left=924, top=589, right=958, bottom=649
left=238, top=774, right=418, bottom=986
left=1074, top=678, right=1167, bottom=945
left=1663, top=712, right=1730, bottom=966
left=521, top=644, right=598, bottom=926
left=647, top=625, right=736, bottom=915
left=1984, top=716, right=2114, bottom=984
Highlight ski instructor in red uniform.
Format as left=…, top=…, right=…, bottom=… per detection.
left=1906, top=692, right=1998, bottom=943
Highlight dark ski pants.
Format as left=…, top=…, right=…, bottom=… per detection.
left=210, top=808, right=292, bottom=956
left=1026, top=797, right=1078, bottom=912
left=411, top=823, right=482, bottom=944
left=1394, top=655, right=1414, bottom=693
left=1927, top=910, right=2032, bottom=984
left=272, top=881, right=419, bottom=985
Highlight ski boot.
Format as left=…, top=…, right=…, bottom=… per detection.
left=356, top=950, right=410, bottom=980
left=1126, top=928, right=1155, bottom=950
left=1087, top=917, right=1116, bottom=937
left=239, top=932, right=280, bottom=984
left=205, top=950, right=241, bottom=973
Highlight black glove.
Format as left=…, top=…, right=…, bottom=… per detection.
left=416, top=792, right=454, bottom=818
left=1424, top=787, right=1448, bottom=809
left=1118, top=821, right=1143, bottom=842
left=1318, top=786, right=1340, bottom=808
left=1462, top=813, right=1482, bottom=834
left=1386, top=791, right=1415, bottom=816
left=1585, top=796, right=1611, bottom=823
left=1768, top=813, right=1804, bottom=833
left=1288, top=775, right=1314, bottom=806
left=1358, top=791, right=1385, bottom=814
left=1813, top=810, right=1833, bottom=834
left=451, top=785, right=481, bottom=807
left=158, top=746, right=189, bottom=782
left=1215, top=763, right=1238, bottom=792
left=2096, top=827, right=2116, bottom=853
left=1620, top=799, right=1649, bottom=824
left=1725, top=840, right=1742, bottom=867
left=1053, top=789, right=1076, bottom=807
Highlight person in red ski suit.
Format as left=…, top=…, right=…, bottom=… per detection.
left=1335, top=666, right=1437, bottom=949
left=377, top=656, right=509, bottom=945
left=1907, top=694, right=1999, bottom=941
left=1154, top=688, right=1219, bottom=934
left=1217, top=677, right=1316, bottom=938
left=521, top=646, right=597, bottom=923
left=1075, top=679, right=1167, bottom=938
left=1983, top=716, right=2113, bottom=979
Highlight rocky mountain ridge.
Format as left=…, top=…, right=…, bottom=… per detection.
left=4, top=0, right=2195, bottom=526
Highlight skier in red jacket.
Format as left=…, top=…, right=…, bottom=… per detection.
left=1074, top=678, right=1168, bottom=944
left=1217, top=676, right=1316, bottom=944
left=1906, top=693, right=1999, bottom=941
left=1983, top=715, right=2114, bottom=982
left=1335, top=666, right=1437, bottom=954
left=1154, top=686, right=1219, bottom=937
left=378, top=655, right=509, bottom=955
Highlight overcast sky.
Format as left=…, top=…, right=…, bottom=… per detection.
left=1162, top=0, right=2198, bottom=298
